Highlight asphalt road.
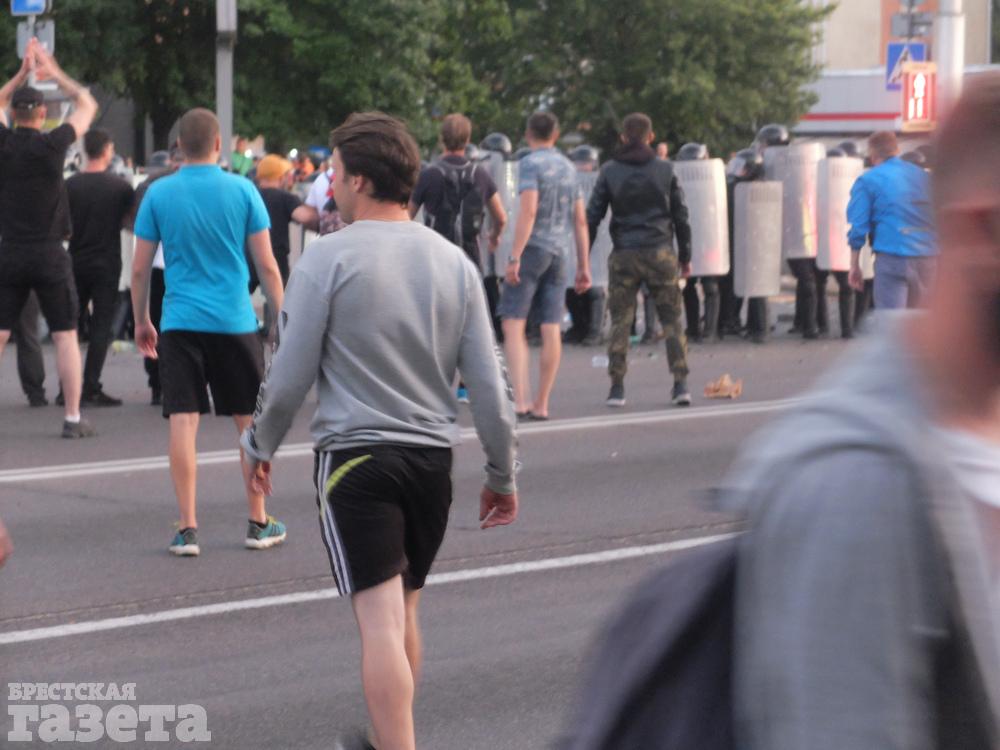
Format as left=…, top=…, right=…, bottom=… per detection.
left=0, top=328, right=855, bottom=749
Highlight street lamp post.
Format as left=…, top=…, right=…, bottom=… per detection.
left=934, top=0, right=965, bottom=114
left=216, top=0, right=237, bottom=167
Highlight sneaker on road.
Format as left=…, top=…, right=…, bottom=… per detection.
left=82, top=388, right=123, bottom=407
left=606, top=383, right=626, bottom=408
left=671, top=381, right=692, bottom=407
left=456, top=386, right=469, bottom=404
left=61, top=418, right=97, bottom=439
left=246, top=516, right=287, bottom=550
left=169, top=527, right=200, bottom=556
left=334, top=732, right=375, bottom=750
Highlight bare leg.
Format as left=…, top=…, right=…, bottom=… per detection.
left=404, top=588, right=423, bottom=686
left=352, top=576, right=416, bottom=750
left=501, top=318, right=532, bottom=413
left=0, top=330, right=9, bottom=362
left=169, top=413, right=200, bottom=529
left=233, top=415, right=266, bottom=524
left=51, top=330, right=83, bottom=418
left=532, top=323, right=562, bottom=418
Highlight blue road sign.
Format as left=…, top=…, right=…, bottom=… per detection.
left=11, top=0, right=48, bottom=15
left=886, top=42, right=927, bottom=92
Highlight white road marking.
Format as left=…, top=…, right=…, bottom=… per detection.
left=0, top=398, right=797, bottom=484
left=0, top=533, right=735, bottom=646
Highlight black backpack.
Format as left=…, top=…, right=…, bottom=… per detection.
left=555, top=537, right=738, bottom=750
left=426, top=160, right=485, bottom=263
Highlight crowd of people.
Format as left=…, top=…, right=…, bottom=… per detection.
left=0, top=40, right=996, bottom=750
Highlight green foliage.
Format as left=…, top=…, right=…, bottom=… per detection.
left=0, top=0, right=830, bottom=158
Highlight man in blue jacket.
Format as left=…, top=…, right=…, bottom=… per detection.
left=847, top=131, right=935, bottom=309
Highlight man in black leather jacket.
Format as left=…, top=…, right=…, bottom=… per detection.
left=586, top=113, right=693, bottom=408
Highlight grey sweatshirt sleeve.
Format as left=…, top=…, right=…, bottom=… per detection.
left=241, top=270, right=329, bottom=463
left=457, top=265, right=518, bottom=494
left=735, top=450, right=945, bottom=750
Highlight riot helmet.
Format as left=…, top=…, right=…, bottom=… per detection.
left=676, top=142, right=709, bottom=161
left=726, top=148, right=764, bottom=182
left=479, top=132, right=513, bottom=157
left=513, top=146, right=531, bottom=161
left=754, top=124, right=790, bottom=149
left=568, top=144, right=600, bottom=168
left=837, top=140, right=861, bottom=159
left=464, top=143, right=482, bottom=161
left=900, top=150, right=927, bottom=168
left=826, top=147, right=847, bottom=158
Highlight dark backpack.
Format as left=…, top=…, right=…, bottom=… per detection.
left=555, top=537, right=738, bottom=750
left=426, top=160, right=485, bottom=263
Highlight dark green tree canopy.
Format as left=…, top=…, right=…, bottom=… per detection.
left=0, top=0, right=830, bottom=159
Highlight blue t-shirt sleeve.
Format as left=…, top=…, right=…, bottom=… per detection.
left=134, top=186, right=160, bottom=244
left=518, top=156, right=539, bottom=194
left=246, top=183, right=271, bottom=235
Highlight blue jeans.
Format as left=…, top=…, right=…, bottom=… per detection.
left=873, top=253, right=937, bottom=310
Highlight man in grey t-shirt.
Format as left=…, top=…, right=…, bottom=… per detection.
left=497, top=112, right=590, bottom=419
left=241, top=113, right=518, bottom=750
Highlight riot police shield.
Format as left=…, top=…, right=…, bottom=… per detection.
left=733, top=181, right=783, bottom=299
left=480, top=151, right=519, bottom=276
left=673, top=159, right=730, bottom=277
left=817, top=157, right=864, bottom=272
left=774, top=142, right=825, bottom=260
left=566, top=171, right=612, bottom=288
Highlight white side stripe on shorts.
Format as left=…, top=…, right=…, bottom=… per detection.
left=319, top=452, right=355, bottom=595
left=316, top=454, right=346, bottom=592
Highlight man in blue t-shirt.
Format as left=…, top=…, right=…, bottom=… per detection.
left=131, top=108, right=287, bottom=558
left=497, top=112, right=590, bottom=420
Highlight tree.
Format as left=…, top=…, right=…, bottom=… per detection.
left=508, top=0, right=833, bottom=157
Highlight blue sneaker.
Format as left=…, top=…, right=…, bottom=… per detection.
left=169, top=527, right=200, bottom=557
left=456, top=386, right=470, bottom=404
left=245, top=516, right=287, bottom=550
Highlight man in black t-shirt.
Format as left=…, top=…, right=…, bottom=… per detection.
left=252, top=154, right=313, bottom=286
left=0, top=40, right=99, bottom=437
left=65, top=129, right=135, bottom=406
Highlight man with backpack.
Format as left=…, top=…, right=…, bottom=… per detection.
left=410, top=113, right=507, bottom=401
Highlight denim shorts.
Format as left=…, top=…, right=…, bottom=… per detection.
left=497, top=247, right=566, bottom=323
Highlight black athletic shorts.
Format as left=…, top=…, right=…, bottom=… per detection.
left=0, top=243, right=79, bottom=332
left=314, top=445, right=454, bottom=596
left=157, top=330, right=264, bottom=417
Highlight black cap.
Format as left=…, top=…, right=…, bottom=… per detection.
left=11, top=86, right=44, bottom=110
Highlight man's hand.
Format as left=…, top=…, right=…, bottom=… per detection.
left=0, top=517, right=12, bottom=569
left=30, top=41, right=62, bottom=83
left=135, top=321, right=158, bottom=359
left=249, top=460, right=273, bottom=496
left=480, top=486, right=518, bottom=529
left=679, top=262, right=693, bottom=279
left=488, top=233, right=501, bottom=253
left=848, top=264, right=864, bottom=292
left=575, top=269, right=592, bottom=295
left=505, top=259, right=521, bottom=286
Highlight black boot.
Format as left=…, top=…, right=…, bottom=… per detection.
left=581, top=288, right=607, bottom=346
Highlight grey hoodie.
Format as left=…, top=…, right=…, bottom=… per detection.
left=241, top=220, right=517, bottom=494
left=720, top=317, right=998, bottom=749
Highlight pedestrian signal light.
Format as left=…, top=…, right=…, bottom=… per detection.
left=901, top=62, right=937, bottom=133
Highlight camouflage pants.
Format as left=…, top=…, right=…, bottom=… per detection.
left=607, top=248, right=689, bottom=384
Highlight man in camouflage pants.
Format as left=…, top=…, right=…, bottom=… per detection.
left=586, top=113, right=692, bottom=407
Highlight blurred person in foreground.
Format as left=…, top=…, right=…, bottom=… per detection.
left=722, top=77, right=1000, bottom=747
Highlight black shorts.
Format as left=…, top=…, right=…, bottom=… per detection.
left=314, top=445, right=453, bottom=595
left=0, top=243, right=79, bottom=332
left=157, top=330, right=264, bottom=417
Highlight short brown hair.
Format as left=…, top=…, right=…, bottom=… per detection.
left=178, top=108, right=219, bottom=160
left=622, top=113, right=653, bottom=145
left=441, top=113, right=472, bottom=152
left=868, top=131, right=899, bottom=162
left=527, top=111, right=559, bottom=141
left=329, top=112, right=421, bottom=205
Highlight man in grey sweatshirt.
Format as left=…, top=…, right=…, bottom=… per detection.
left=240, top=113, right=518, bottom=750
left=721, top=76, right=1000, bottom=748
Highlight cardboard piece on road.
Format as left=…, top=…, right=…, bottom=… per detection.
left=704, top=373, right=743, bottom=400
